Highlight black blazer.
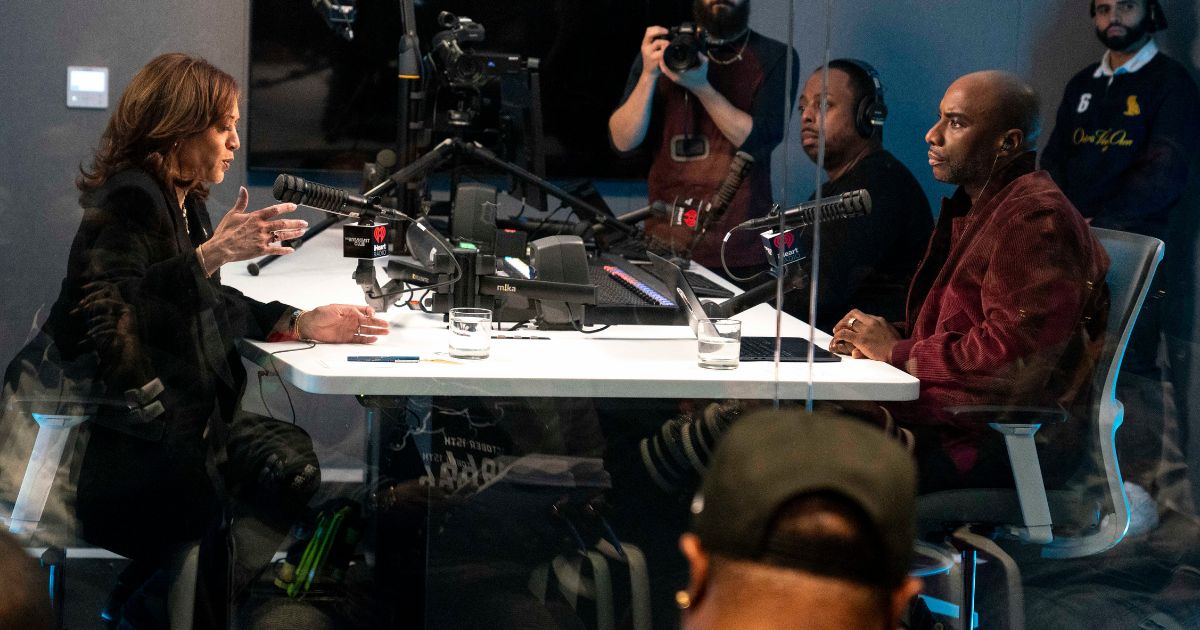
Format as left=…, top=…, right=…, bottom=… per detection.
left=35, top=168, right=291, bottom=557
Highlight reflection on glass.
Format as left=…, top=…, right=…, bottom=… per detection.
left=4, top=1, right=1200, bottom=629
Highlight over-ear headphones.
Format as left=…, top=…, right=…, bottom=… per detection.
left=1148, top=0, right=1167, bottom=31
left=829, top=58, right=888, bottom=140
left=1090, top=0, right=1168, bottom=32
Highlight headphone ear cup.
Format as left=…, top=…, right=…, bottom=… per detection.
left=1146, top=0, right=1167, bottom=30
left=856, top=97, right=887, bottom=139
left=871, top=101, right=888, bottom=138
left=855, top=96, right=874, bottom=139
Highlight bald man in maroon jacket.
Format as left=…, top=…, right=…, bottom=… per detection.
left=832, top=71, right=1111, bottom=492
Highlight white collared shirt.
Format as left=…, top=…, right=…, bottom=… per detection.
left=1093, top=39, right=1159, bottom=85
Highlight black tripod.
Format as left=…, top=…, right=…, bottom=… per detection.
left=363, top=136, right=637, bottom=238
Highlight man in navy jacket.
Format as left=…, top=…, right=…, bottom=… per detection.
left=1042, top=0, right=1200, bottom=514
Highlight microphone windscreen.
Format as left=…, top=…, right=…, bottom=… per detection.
left=376, top=149, right=398, bottom=169
left=273, top=174, right=301, bottom=203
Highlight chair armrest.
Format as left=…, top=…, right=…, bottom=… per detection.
left=945, top=405, right=1069, bottom=426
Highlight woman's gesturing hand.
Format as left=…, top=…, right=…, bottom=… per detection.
left=197, top=186, right=308, bottom=272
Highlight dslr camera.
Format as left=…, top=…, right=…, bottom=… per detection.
left=662, top=22, right=708, bottom=73
left=430, top=11, right=527, bottom=91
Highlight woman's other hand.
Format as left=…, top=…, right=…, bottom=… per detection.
left=299, top=304, right=390, bottom=344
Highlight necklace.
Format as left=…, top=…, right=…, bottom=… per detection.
left=180, top=200, right=190, bottom=236
left=706, top=31, right=749, bottom=66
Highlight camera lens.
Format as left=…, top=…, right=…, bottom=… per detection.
left=450, top=55, right=487, bottom=89
left=664, top=38, right=700, bottom=73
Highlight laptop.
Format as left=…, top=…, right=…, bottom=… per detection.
left=647, top=253, right=840, bottom=363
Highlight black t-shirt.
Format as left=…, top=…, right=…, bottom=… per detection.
left=784, top=149, right=933, bottom=330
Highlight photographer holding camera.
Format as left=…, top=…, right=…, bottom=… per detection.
left=608, top=0, right=797, bottom=278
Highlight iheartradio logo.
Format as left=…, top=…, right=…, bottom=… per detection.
left=670, top=198, right=709, bottom=231
left=772, top=232, right=796, bottom=249
left=373, top=225, right=387, bottom=243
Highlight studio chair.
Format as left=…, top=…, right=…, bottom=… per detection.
left=915, top=227, right=1164, bottom=629
left=3, top=384, right=201, bottom=630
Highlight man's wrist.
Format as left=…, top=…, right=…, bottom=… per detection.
left=889, top=338, right=915, bottom=368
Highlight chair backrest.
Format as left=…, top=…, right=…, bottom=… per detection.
left=1043, top=227, right=1163, bottom=559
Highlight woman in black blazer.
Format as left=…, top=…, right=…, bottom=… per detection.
left=36, top=52, right=388, bottom=626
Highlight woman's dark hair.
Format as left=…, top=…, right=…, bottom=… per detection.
left=77, top=52, right=238, bottom=200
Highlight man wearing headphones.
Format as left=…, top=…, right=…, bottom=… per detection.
left=788, top=60, right=933, bottom=330
left=608, top=0, right=798, bottom=276
left=1041, top=0, right=1200, bottom=514
left=831, top=72, right=1110, bottom=492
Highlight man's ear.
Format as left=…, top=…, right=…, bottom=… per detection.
left=999, top=129, right=1024, bottom=155
left=888, top=577, right=925, bottom=627
left=679, top=533, right=710, bottom=610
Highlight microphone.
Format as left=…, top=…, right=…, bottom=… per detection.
left=707, top=151, right=754, bottom=225
left=670, top=151, right=754, bottom=232
left=272, top=174, right=411, bottom=223
left=736, top=189, right=871, bottom=231
left=702, top=265, right=808, bottom=319
left=616, top=201, right=670, bottom=225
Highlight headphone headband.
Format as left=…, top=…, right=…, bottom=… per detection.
left=829, top=58, right=888, bottom=140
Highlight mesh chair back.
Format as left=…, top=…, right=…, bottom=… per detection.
left=1044, top=228, right=1163, bottom=558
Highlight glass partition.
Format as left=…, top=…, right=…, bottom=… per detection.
left=1, top=2, right=1198, bottom=629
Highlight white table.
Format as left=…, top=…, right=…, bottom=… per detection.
left=222, top=224, right=920, bottom=627
left=222, top=225, right=919, bottom=402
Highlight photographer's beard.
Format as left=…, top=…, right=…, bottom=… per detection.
left=1095, top=13, right=1150, bottom=53
left=694, top=0, right=750, bottom=43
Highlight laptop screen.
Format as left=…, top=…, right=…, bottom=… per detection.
left=646, top=252, right=840, bottom=362
left=647, top=252, right=716, bottom=339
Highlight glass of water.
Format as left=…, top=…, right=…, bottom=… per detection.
left=697, top=318, right=741, bottom=370
left=448, top=307, right=493, bottom=359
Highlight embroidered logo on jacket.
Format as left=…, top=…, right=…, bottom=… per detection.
left=1077, top=93, right=1092, bottom=113
left=1123, top=95, right=1141, bottom=116
left=1073, top=127, right=1135, bottom=152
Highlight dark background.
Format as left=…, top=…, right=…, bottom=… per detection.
left=248, top=0, right=698, bottom=178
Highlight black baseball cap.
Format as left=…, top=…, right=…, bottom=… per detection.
left=690, top=407, right=917, bottom=587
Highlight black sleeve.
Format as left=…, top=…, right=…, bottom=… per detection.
left=1038, top=79, right=1077, bottom=183
left=197, top=200, right=291, bottom=340
left=739, top=43, right=800, bottom=161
